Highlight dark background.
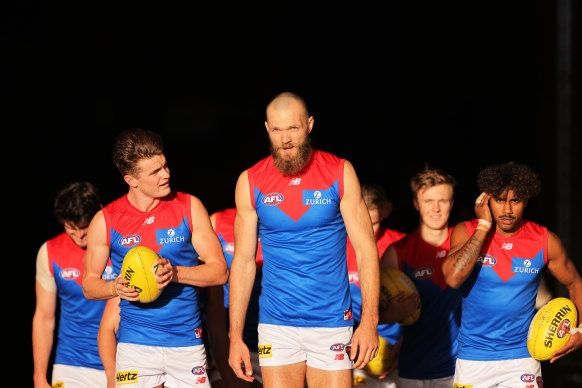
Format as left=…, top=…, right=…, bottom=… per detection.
left=9, top=2, right=580, bottom=385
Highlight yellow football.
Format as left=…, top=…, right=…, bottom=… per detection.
left=120, top=246, right=162, bottom=303
left=379, top=266, right=421, bottom=326
left=527, top=297, right=578, bottom=361
left=364, top=335, right=393, bottom=376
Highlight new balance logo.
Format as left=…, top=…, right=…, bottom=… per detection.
left=289, top=178, right=301, bottom=185
left=501, top=243, right=513, bottom=250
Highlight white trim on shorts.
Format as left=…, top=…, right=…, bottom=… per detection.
left=51, top=364, right=107, bottom=388
left=116, top=343, right=210, bottom=388
left=454, top=357, right=542, bottom=388
left=257, top=323, right=354, bottom=370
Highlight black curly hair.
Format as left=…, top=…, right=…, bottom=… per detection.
left=477, top=162, right=541, bottom=200
left=54, top=181, right=101, bottom=227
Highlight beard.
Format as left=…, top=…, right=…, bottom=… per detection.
left=271, top=137, right=314, bottom=177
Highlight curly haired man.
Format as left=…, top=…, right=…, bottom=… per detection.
left=442, top=161, right=582, bottom=388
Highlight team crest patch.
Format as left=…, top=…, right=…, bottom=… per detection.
left=258, top=344, right=272, bottom=358
left=116, top=370, right=138, bottom=385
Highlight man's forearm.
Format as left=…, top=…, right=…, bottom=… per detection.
left=358, top=255, right=380, bottom=327
left=228, top=258, right=256, bottom=340
left=443, top=230, right=487, bottom=288
left=83, top=276, right=115, bottom=300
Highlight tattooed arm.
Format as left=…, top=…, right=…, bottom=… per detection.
left=442, top=222, right=489, bottom=288
left=442, top=192, right=493, bottom=289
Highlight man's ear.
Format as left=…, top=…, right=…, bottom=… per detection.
left=124, top=174, right=138, bottom=188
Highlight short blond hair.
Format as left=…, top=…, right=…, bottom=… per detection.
left=410, top=166, right=456, bottom=199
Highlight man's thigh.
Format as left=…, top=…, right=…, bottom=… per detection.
left=261, top=361, right=306, bottom=388
left=306, top=366, right=352, bottom=388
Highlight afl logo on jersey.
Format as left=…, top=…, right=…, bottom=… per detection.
left=477, top=254, right=497, bottom=267
left=414, top=266, right=434, bottom=279
left=263, top=193, right=284, bottom=205
left=59, top=268, right=80, bottom=280
left=119, top=234, right=141, bottom=248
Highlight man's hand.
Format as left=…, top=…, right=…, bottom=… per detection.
left=350, top=321, right=379, bottom=369
left=228, top=337, right=255, bottom=382
left=379, top=292, right=420, bottom=324
left=474, top=192, right=492, bottom=223
left=113, top=276, right=139, bottom=301
left=378, top=338, right=401, bottom=380
left=155, top=257, right=173, bottom=289
left=550, top=329, right=582, bottom=363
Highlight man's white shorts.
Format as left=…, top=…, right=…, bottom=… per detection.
left=257, top=324, right=354, bottom=370
left=453, top=357, right=542, bottom=388
left=51, top=364, right=107, bottom=388
left=116, top=343, right=210, bottom=387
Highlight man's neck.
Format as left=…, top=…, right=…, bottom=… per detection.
left=417, top=223, right=449, bottom=247
left=127, top=189, right=161, bottom=212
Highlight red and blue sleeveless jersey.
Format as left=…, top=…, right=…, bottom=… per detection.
left=103, top=191, right=204, bottom=347
left=248, top=150, right=352, bottom=327
left=347, top=228, right=405, bottom=344
left=214, top=208, right=263, bottom=308
left=214, top=208, right=263, bottom=348
left=47, top=233, right=117, bottom=369
left=459, top=219, right=548, bottom=360
left=393, top=228, right=461, bottom=379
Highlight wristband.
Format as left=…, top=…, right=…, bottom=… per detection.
left=109, top=279, right=118, bottom=297
left=477, top=218, right=491, bottom=232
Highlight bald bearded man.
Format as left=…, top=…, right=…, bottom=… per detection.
left=228, top=92, right=380, bottom=388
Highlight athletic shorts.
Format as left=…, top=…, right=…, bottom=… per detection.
left=398, top=375, right=454, bottom=388
left=453, top=357, right=542, bottom=388
left=257, top=324, right=354, bottom=370
left=116, top=343, right=210, bottom=387
left=51, top=364, right=107, bottom=388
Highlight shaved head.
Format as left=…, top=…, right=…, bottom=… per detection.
left=264, top=92, right=314, bottom=176
left=266, top=92, right=309, bottom=121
